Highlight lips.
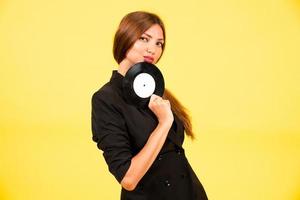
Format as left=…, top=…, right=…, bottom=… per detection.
left=143, top=56, right=154, bottom=63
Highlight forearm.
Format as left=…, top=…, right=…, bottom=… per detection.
left=121, top=121, right=172, bottom=191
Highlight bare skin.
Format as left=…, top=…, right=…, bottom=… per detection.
left=120, top=94, right=174, bottom=191
left=117, top=24, right=172, bottom=191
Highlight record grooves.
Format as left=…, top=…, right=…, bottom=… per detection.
left=122, top=62, right=165, bottom=108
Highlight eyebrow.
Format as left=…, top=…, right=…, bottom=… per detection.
left=143, top=33, right=164, bottom=41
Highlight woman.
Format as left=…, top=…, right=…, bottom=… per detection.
left=91, top=11, right=208, bottom=200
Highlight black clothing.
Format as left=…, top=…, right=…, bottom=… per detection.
left=91, top=70, right=208, bottom=200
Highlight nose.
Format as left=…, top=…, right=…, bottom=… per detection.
left=146, top=43, right=156, bottom=55
left=146, top=48, right=154, bottom=54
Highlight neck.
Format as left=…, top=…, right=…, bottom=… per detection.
left=117, top=59, right=133, bottom=76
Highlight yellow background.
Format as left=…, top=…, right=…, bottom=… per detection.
left=1, top=0, right=300, bottom=199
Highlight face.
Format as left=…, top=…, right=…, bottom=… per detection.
left=123, top=24, right=164, bottom=67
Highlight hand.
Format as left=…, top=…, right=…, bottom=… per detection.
left=148, top=94, right=174, bottom=125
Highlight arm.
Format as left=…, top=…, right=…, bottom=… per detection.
left=121, top=94, right=173, bottom=191
left=92, top=92, right=173, bottom=191
left=121, top=121, right=171, bottom=191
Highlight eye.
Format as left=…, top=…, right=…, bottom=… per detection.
left=139, top=36, right=149, bottom=42
left=156, top=42, right=164, bottom=47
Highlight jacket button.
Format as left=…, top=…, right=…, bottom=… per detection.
left=164, top=180, right=171, bottom=187
left=176, top=149, right=181, bottom=155
left=181, top=173, right=186, bottom=179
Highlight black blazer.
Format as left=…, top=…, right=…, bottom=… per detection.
left=91, top=70, right=208, bottom=200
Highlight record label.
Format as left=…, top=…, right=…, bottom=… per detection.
left=133, top=73, right=156, bottom=98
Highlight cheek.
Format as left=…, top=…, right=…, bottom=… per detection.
left=156, top=49, right=163, bottom=59
left=129, top=44, right=144, bottom=56
left=126, top=49, right=138, bottom=59
left=133, top=42, right=144, bottom=52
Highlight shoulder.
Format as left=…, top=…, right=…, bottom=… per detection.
left=92, top=82, right=118, bottom=103
left=91, top=82, right=125, bottom=114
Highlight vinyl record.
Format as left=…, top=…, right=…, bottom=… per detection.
left=122, top=62, right=165, bottom=108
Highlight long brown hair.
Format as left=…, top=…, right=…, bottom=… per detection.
left=113, top=11, right=195, bottom=140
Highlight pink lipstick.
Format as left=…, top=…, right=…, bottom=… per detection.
left=144, top=56, right=154, bottom=63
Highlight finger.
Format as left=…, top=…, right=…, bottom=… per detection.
left=152, top=94, right=162, bottom=102
left=165, top=100, right=170, bottom=104
left=164, top=100, right=170, bottom=107
left=151, top=94, right=158, bottom=99
left=150, top=94, right=158, bottom=102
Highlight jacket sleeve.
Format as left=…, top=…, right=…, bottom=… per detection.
left=91, top=92, right=132, bottom=183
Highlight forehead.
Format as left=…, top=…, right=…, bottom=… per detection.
left=142, top=24, right=164, bottom=40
